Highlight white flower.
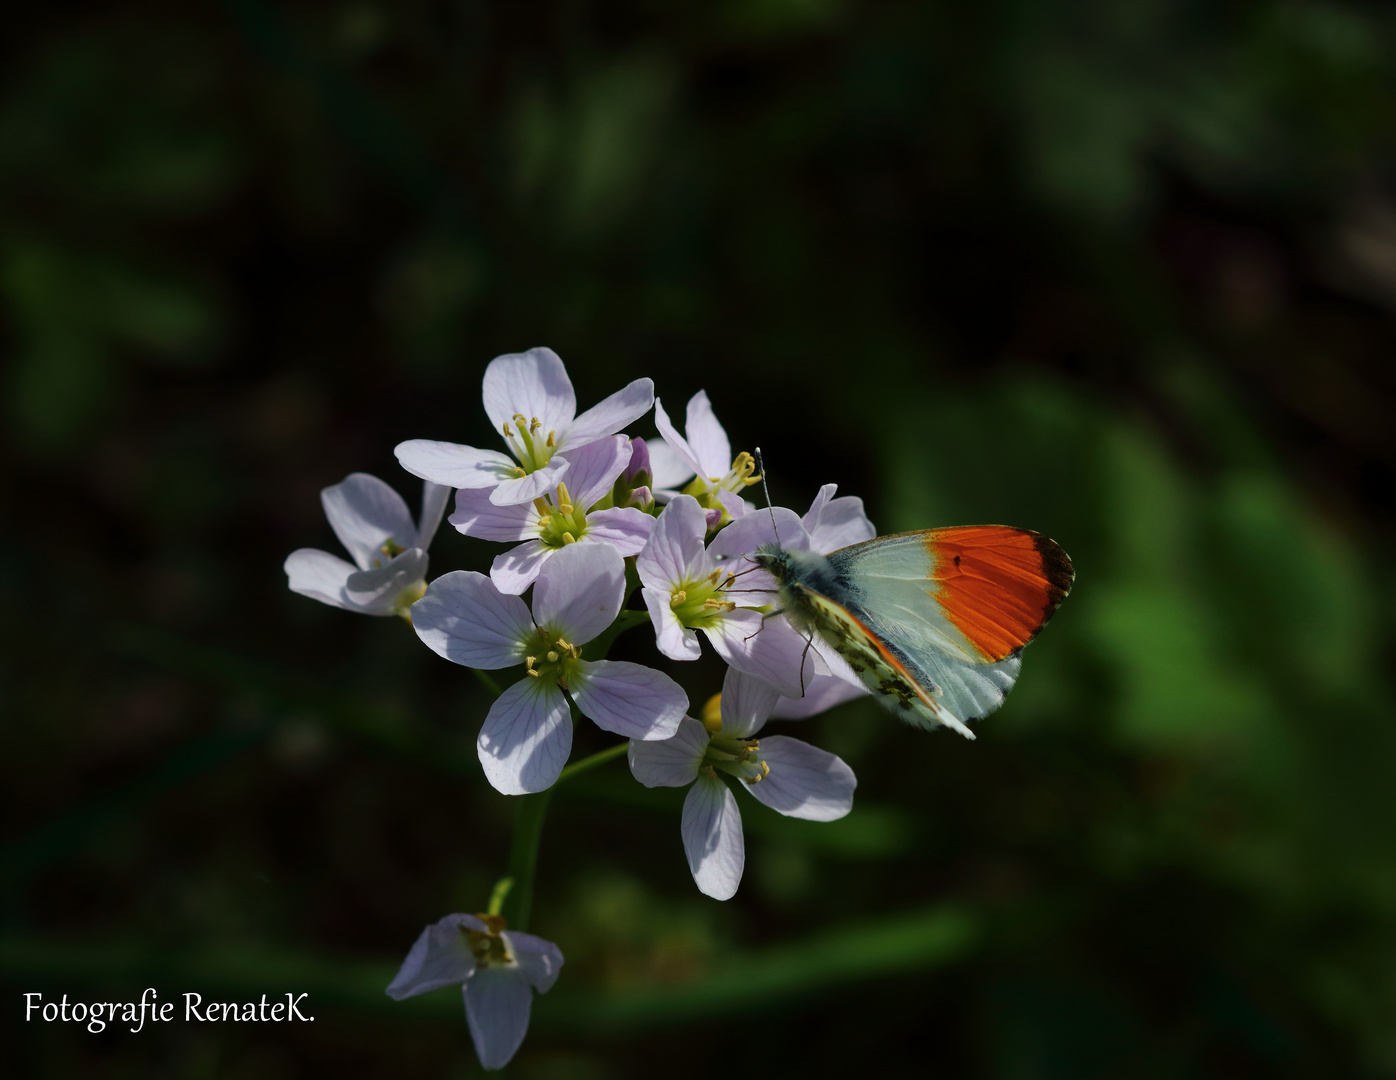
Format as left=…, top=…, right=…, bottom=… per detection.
left=449, top=434, right=654, bottom=594
left=395, top=347, right=654, bottom=506
left=648, top=390, right=761, bottom=524
left=637, top=495, right=817, bottom=697
left=386, top=912, right=562, bottom=1071
left=284, top=473, right=449, bottom=617
left=412, top=542, right=688, bottom=794
left=628, top=667, right=857, bottom=900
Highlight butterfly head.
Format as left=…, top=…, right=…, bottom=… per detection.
left=750, top=541, right=790, bottom=582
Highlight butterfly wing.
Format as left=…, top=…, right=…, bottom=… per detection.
left=825, top=526, right=1073, bottom=731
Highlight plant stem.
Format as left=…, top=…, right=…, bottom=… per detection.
left=557, top=741, right=629, bottom=783
left=501, top=790, right=551, bottom=932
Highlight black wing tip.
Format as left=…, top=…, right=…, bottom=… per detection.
left=1031, top=531, right=1075, bottom=601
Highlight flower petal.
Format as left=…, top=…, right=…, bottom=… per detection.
left=344, top=549, right=430, bottom=613
left=321, top=473, right=419, bottom=571
left=802, top=483, right=876, bottom=553
left=463, top=965, right=534, bottom=1071
left=572, top=660, right=687, bottom=739
left=481, top=347, right=576, bottom=438
left=412, top=571, right=534, bottom=668
left=683, top=390, right=732, bottom=479
left=708, top=506, right=809, bottom=565
left=652, top=397, right=704, bottom=478
left=715, top=487, right=750, bottom=521
left=487, top=459, right=570, bottom=506
left=628, top=716, right=708, bottom=787
left=490, top=541, right=556, bottom=596
left=502, top=930, right=565, bottom=994
left=417, top=481, right=452, bottom=549
left=719, top=667, right=780, bottom=738
left=771, top=669, right=870, bottom=719
left=743, top=736, right=856, bottom=822
left=555, top=434, right=632, bottom=509
left=705, top=609, right=812, bottom=698
left=584, top=507, right=654, bottom=557
left=478, top=678, right=573, bottom=795
left=450, top=487, right=538, bottom=542
left=647, top=437, right=695, bottom=491
left=682, top=775, right=744, bottom=900
left=284, top=548, right=356, bottom=610
left=385, top=913, right=479, bottom=1000
left=395, top=440, right=515, bottom=489
left=641, top=587, right=701, bottom=660
left=636, top=494, right=710, bottom=590
left=531, top=542, right=624, bottom=645
left=563, top=377, right=655, bottom=447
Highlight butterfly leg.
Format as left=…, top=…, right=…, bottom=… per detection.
left=741, top=608, right=786, bottom=644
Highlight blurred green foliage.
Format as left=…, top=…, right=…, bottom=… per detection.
left=4, top=0, right=1396, bottom=1076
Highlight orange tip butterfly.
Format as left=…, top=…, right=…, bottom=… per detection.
left=750, top=455, right=1074, bottom=738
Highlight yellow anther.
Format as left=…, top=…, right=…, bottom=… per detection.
left=525, top=655, right=536, bottom=670
left=503, top=421, right=514, bottom=437
left=701, top=693, right=723, bottom=735
left=555, top=481, right=573, bottom=513
left=703, top=598, right=736, bottom=612
left=561, top=532, right=576, bottom=544
left=670, top=590, right=687, bottom=607
left=530, top=417, right=542, bottom=434
left=513, top=413, right=528, bottom=426
left=703, top=764, right=719, bottom=780
left=546, top=650, right=559, bottom=663
left=533, top=497, right=550, bottom=515
left=526, top=669, right=542, bottom=678
left=512, top=466, right=527, bottom=478
left=743, top=761, right=770, bottom=784
left=537, top=515, right=552, bottom=527
left=724, top=572, right=736, bottom=587
left=546, top=431, right=556, bottom=448
left=705, top=569, right=721, bottom=585
left=555, top=638, right=573, bottom=651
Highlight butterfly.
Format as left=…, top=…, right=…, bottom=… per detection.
left=752, top=526, right=1073, bottom=737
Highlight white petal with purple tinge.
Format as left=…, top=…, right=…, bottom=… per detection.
left=641, top=588, right=700, bottom=661
left=718, top=667, right=780, bottom=739
left=450, top=487, right=537, bottom=542
left=395, top=440, right=515, bottom=489
left=385, top=914, right=480, bottom=1000
left=682, top=390, right=732, bottom=479
left=552, top=434, right=632, bottom=508
left=417, top=481, right=452, bottom=548
left=284, top=548, right=357, bottom=610
left=637, top=495, right=710, bottom=589
left=481, top=347, right=576, bottom=439
left=706, top=610, right=812, bottom=699
left=802, top=483, right=876, bottom=553
left=628, top=716, right=708, bottom=788
left=487, top=460, right=570, bottom=507
left=344, top=549, right=430, bottom=613
left=502, top=930, right=564, bottom=994
left=743, top=736, right=856, bottom=822
left=646, top=437, right=695, bottom=491
left=477, top=679, right=573, bottom=795
left=489, top=541, right=556, bottom=596
left=412, top=571, right=533, bottom=669
left=682, top=774, right=744, bottom=901
left=321, top=472, right=419, bottom=571
left=585, top=507, right=654, bottom=557
left=563, top=378, right=655, bottom=449
left=463, top=965, right=534, bottom=1071
left=531, top=543, right=625, bottom=645
left=652, top=398, right=704, bottom=479
left=571, top=660, right=687, bottom=740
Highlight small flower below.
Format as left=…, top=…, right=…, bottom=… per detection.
left=649, top=390, right=761, bottom=526
left=628, top=667, right=857, bottom=900
left=386, top=911, right=562, bottom=1071
left=284, top=472, right=450, bottom=618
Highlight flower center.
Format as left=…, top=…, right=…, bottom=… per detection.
left=502, top=414, right=559, bottom=473
left=678, top=450, right=761, bottom=529
left=668, top=569, right=739, bottom=628
left=371, top=537, right=406, bottom=569
left=523, top=627, right=583, bottom=689
left=463, top=913, right=514, bottom=969
left=703, top=734, right=769, bottom=785
left=533, top=482, right=589, bottom=548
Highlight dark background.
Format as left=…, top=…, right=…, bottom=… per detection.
left=4, top=1, right=1396, bottom=1076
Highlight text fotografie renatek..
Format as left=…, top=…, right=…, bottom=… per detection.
left=23, top=989, right=314, bottom=1033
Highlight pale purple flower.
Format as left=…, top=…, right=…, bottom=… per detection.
left=412, top=543, right=688, bottom=794
left=636, top=495, right=818, bottom=697
left=395, top=347, right=654, bottom=506
left=628, top=667, right=857, bottom=900
left=284, top=473, right=449, bottom=618
left=649, top=390, right=758, bottom=523
left=386, top=912, right=562, bottom=1071
left=449, top=435, right=654, bottom=595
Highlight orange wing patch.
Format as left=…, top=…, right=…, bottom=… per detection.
left=924, top=526, right=1074, bottom=662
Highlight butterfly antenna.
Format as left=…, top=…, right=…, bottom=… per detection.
left=754, top=446, right=780, bottom=545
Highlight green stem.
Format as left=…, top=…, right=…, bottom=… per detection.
left=474, top=669, right=504, bottom=696
left=557, top=741, right=628, bottom=783
left=501, top=790, right=551, bottom=933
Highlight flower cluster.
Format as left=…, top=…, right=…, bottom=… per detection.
left=285, top=346, right=874, bottom=1068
